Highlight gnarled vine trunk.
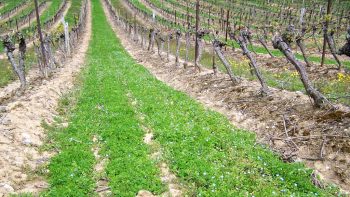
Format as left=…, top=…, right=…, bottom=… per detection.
left=156, top=33, right=164, bottom=59
left=3, top=35, right=27, bottom=90
left=175, top=30, right=181, bottom=67
left=184, top=31, right=190, bottom=68
left=167, top=33, right=172, bottom=62
left=272, top=35, right=328, bottom=108
left=213, top=40, right=239, bottom=84
left=258, top=35, right=274, bottom=58
left=148, top=28, right=155, bottom=52
left=236, top=34, right=268, bottom=95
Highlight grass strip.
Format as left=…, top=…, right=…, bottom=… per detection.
left=0, top=0, right=27, bottom=16
left=42, top=0, right=164, bottom=196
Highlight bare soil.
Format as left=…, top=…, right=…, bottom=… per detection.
left=0, top=0, right=92, bottom=195
left=107, top=1, right=350, bottom=193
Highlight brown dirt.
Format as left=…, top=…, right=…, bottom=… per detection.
left=92, top=135, right=111, bottom=197
left=0, top=0, right=92, bottom=195
left=104, top=0, right=350, bottom=193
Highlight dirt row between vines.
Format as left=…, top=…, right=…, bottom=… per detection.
left=0, top=0, right=92, bottom=195
left=108, top=1, right=350, bottom=193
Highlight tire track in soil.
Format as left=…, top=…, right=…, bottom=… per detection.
left=92, top=135, right=111, bottom=197
left=0, top=0, right=92, bottom=195
left=126, top=92, right=183, bottom=197
left=103, top=0, right=350, bottom=193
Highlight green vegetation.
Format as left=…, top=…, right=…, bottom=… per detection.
left=20, top=0, right=63, bottom=35
left=0, top=1, right=36, bottom=31
left=0, top=0, right=27, bottom=16
left=42, top=0, right=339, bottom=196
left=42, top=0, right=164, bottom=195
left=65, top=0, right=83, bottom=29
left=0, top=0, right=64, bottom=88
left=0, top=48, right=38, bottom=87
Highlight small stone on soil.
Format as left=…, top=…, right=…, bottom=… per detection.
left=0, top=106, right=8, bottom=113
left=0, top=183, right=14, bottom=193
left=136, top=190, right=155, bottom=197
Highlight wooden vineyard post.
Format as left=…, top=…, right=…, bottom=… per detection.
left=34, top=0, right=48, bottom=77
left=184, top=3, right=190, bottom=69
left=62, top=18, right=70, bottom=55
left=175, top=30, right=181, bottom=67
left=225, top=9, right=230, bottom=51
left=208, top=6, right=211, bottom=27
left=133, top=14, right=138, bottom=42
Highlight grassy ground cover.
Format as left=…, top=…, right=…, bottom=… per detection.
left=0, top=0, right=27, bottom=16
left=100, top=5, right=337, bottom=197
left=64, top=0, right=83, bottom=29
left=42, top=0, right=340, bottom=196
left=41, top=0, right=164, bottom=196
